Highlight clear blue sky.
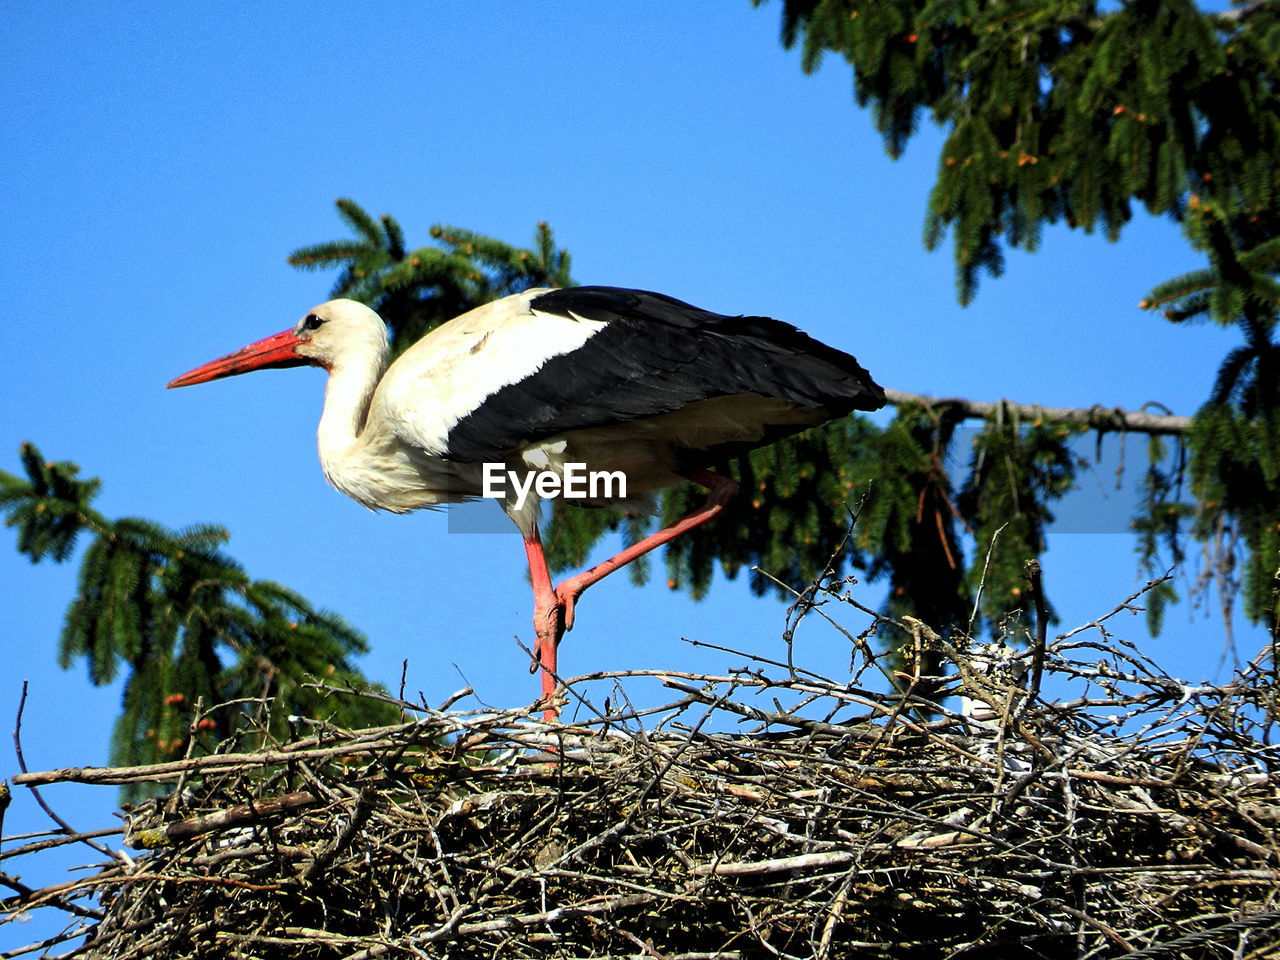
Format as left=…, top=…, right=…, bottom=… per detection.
left=0, top=3, right=1257, bottom=947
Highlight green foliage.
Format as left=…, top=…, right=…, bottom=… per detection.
left=958, top=414, right=1083, bottom=630
left=288, top=198, right=572, bottom=357
left=761, top=0, right=1280, bottom=637
left=2, top=443, right=398, bottom=788
left=1138, top=180, right=1280, bottom=634
left=1131, top=433, right=1190, bottom=635
left=843, top=409, right=968, bottom=643
left=1187, top=399, right=1280, bottom=627
left=0, top=442, right=106, bottom=562
left=759, top=0, right=1280, bottom=304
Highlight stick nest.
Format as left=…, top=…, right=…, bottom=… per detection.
left=6, top=601, right=1280, bottom=959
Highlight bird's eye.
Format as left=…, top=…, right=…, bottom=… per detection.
left=302, top=313, right=326, bottom=332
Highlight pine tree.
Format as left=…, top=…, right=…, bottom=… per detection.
left=748, top=0, right=1280, bottom=637
left=1, top=443, right=398, bottom=787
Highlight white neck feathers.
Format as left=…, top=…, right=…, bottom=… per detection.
left=317, top=343, right=386, bottom=473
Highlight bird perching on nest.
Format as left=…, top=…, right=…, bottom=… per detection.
left=168, top=286, right=886, bottom=718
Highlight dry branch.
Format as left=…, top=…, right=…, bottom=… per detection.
left=3, top=590, right=1279, bottom=959
left=886, top=388, right=1193, bottom=435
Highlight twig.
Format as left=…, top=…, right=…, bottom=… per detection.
left=969, top=521, right=1010, bottom=636
left=11, top=681, right=121, bottom=862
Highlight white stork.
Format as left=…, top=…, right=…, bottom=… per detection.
left=167, top=286, right=886, bottom=719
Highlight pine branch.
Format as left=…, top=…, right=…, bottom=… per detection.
left=285, top=240, right=375, bottom=270
left=885, top=389, right=1192, bottom=436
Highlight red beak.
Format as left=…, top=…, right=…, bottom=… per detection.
left=167, top=328, right=310, bottom=389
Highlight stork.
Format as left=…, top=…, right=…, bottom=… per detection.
left=167, top=286, right=886, bottom=719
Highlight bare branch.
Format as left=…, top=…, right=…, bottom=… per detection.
left=886, top=388, right=1193, bottom=435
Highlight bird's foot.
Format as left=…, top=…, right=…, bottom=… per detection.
left=527, top=585, right=584, bottom=722
left=529, top=591, right=566, bottom=716
left=528, top=583, right=583, bottom=670
left=530, top=623, right=563, bottom=723
left=529, top=604, right=564, bottom=672
left=555, top=583, right=582, bottom=632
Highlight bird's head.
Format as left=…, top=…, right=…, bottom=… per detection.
left=167, top=299, right=389, bottom=389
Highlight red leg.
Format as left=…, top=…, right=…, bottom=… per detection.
left=554, top=470, right=738, bottom=630
left=522, top=470, right=739, bottom=723
left=524, top=529, right=563, bottom=722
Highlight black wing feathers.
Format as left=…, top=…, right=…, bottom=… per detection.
left=443, top=287, right=886, bottom=462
